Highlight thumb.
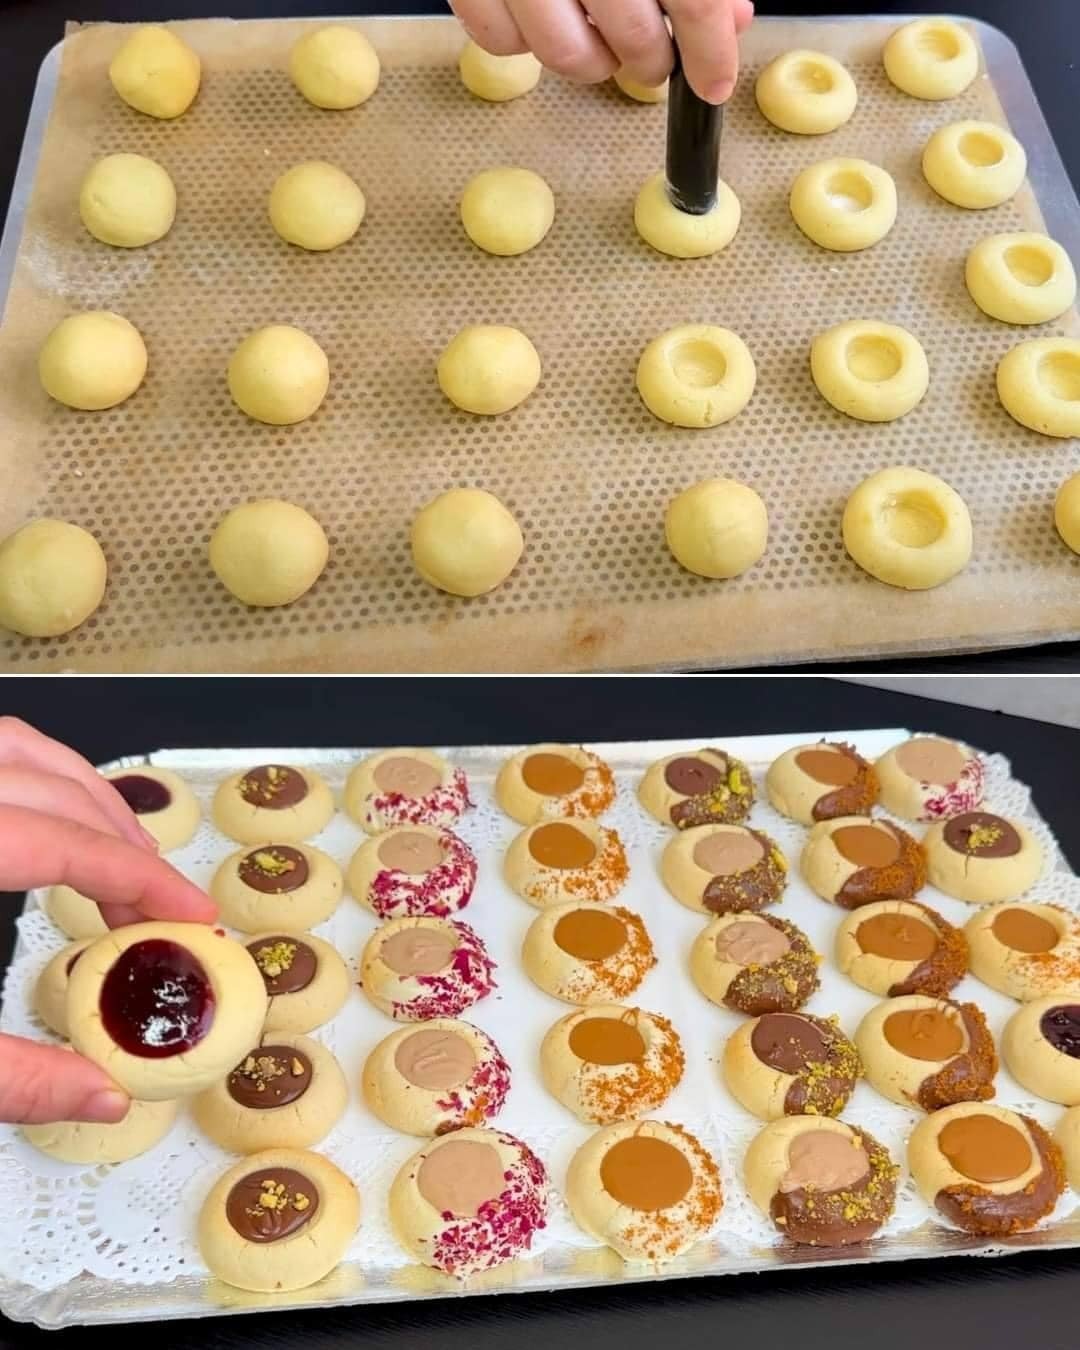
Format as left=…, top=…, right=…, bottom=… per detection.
left=0, top=1035, right=130, bottom=1125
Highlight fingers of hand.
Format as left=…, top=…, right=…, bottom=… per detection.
left=665, top=0, right=740, bottom=103
left=449, top=0, right=529, bottom=54
left=0, top=768, right=130, bottom=841
left=506, top=0, right=618, bottom=83
left=581, top=0, right=673, bottom=87
left=734, top=0, right=755, bottom=35
left=0, top=1035, right=129, bottom=1125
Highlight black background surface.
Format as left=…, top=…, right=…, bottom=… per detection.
left=0, top=673, right=1078, bottom=1347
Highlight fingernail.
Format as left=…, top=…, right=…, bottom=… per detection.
left=82, top=1089, right=130, bottom=1123
left=708, top=78, right=736, bottom=104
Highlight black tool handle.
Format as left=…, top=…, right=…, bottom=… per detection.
left=665, top=45, right=722, bottom=216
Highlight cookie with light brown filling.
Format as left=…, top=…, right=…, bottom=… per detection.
left=964, top=902, right=1080, bottom=1001
left=522, top=902, right=656, bottom=1005
left=855, top=995, right=997, bottom=1111
left=1002, top=998, right=1080, bottom=1105
left=661, top=824, right=788, bottom=916
left=874, top=736, right=984, bottom=822
left=722, top=1012, right=861, bottom=1120
left=359, top=916, right=497, bottom=1022
left=835, top=899, right=967, bottom=998
left=503, top=819, right=629, bottom=908
left=348, top=824, right=477, bottom=919
left=344, top=748, right=471, bottom=835
left=800, top=816, right=926, bottom=908
left=638, top=748, right=754, bottom=829
left=495, top=744, right=616, bottom=826
left=765, top=742, right=878, bottom=826
left=923, top=811, right=1043, bottom=904
left=690, top=913, right=820, bottom=1016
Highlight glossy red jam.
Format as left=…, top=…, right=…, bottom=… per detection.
left=111, top=774, right=172, bottom=815
left=100, top=939, right=215, bottom=1057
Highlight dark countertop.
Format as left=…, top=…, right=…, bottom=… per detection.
left=0, top=3, right=1077, bottom=673
left=0, top=673, right=1079, bottom=1348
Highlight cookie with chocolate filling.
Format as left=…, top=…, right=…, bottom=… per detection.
left=855, top=995, right=997, bottom=1111
left=722, top=1012, right=861, bottom=1121
left=690, top=913, right=820, bottom=1016
left=800, top=815, right=926, bottom=909
left=495, top=743, right=616, bottom=826
left=348, top=824, right=477, bottom=919
left=104, top=765, right=200, bottom=852
left=744, top=1116, right=898, bottom=1246
left=964, top=902, right=1080, bottom=1001
left=924, top=811, right=1043, bottom=904
left=212, top=764, right=335, bottom=845
left=874, top=736, right=984, bottom=822
left=522, top=901, right=656, bottom=1005
left=344, top=748, right=470, bottom=835
left=359, top=916, right=497, bottom=1022
left=503, top=819, right=629, bottom=908
left=909, top=1103, right=1064, bottom=1237
left=661, top=823, right=788, bottom=916
left=834, top=900, right=967, bottom=998
left=765, top=741, right=879, bottom=826
left=638, top=748, right=754, bottom=830
left=1002, top=997, right=1080, bottom=1105
left=247, top=931, right=351, bottom=1034
left=210, top=843, right=344, bottom=933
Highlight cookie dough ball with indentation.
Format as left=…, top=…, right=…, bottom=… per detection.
left=843, top=468, right=972, bottom=590
left=210, top=843, right=343, bottom=933
left=923, top=120, right=1027, bottom=209
left=105, top=766, right=200, bottom=852
left=269, top=161, right=365, bottom=252
left=360, top=916, right=497, bottom=1022
left=34, top=940, right=93, bottom=1037
left=744, top=1116, right=898, bottom=1245
left=966, top=233, right=1077, bottom=325
left=614, top=68, right=668, bottom=102
left=690, top=912, right=820, bottom=1016
left=67, top=921, right=267, bottom=1100
left=567, top=1119, right=721, bottom=1262
left=756, top=50, right=857, bottom=135
left=345, top=747, right=469, bottom=834
left=212, top=763, right=335, bottom=845
left=362, top=1018, right=511, bottom=1135
left=639, top=747, right=754, bottom=829
left=909, top=1103, right=1063, bottom=1235
left=1055, top=1106, right=1080, bottom=1192
left=637, top=324, right=756, bottom=428
left=290, top=26, right=380, bottom=109
left=109, top=25, right=201, bottom=120
left=884, top=18, right=979, bottom=100
left=665, top=478, right=768, bottom=579
left=247, top=932, right=350, bottom=1034
left=634, top=171, right=741, bottom=259
left=661, top=823, right=788, bottom=916
left=998, top=338, right=1080, bottom=439
left=45, top=885, right=107, bottom=940
left=800, top=816, right=926, bottom=909
left=459, top=41, right=541, bottom=101
left=812, top=322, right=929, bottom=423
left=790, top=158, right=897, bottom=252
left=766, top=741, right=878, bottom=825
left=496, top=744, right=616, bottom=826
left=1003, top=998, right=1080, bottom=1105
left=855, top=994, right=996, bottom=1111
left=39, top=311, right=147, bottom=411
left=723, top=1012, right=861, bottom=1120
left=964, top=902, right=1080, bottom=1001
left=411, top=488, right=523, bottom=597
left=835, top=900, right=968, bottom=998
left=0, top=520, right=107, bottom=638
left=227, top=326, right=329, bottom=426
left=924, top=812, right=1043, bottom=904
left=504, top=819, right=628, bottom=908
left=347, top=824, right=477, bottom=919
left=209, top=500, right=329, bottom=608
left=437, top=326, right=540, bottom=416
left=461, top=167, right=554, bottom=257
left=1055, top=472, right=1080, bottom=554
left=199, top=1147, right=360, bottom=1293
left=79, top=154, right=176, bottom=248
left=522, top=901, right=655, bottom=1005
left=22, top=1097, right=180, bottom=1165
left=875, top=736, right=984, bottom=821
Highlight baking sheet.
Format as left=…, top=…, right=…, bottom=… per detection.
left=0, top=15, right=1078, bottom=673
left=2, top=729, right=1080, bottom=1330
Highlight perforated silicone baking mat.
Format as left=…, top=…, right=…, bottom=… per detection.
left=2, top=730, right=1080, bottom=1329
left=0, top=16, right=1078, bottom=672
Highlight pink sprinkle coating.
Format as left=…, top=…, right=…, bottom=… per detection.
left=920, top=756, right=985, bottom=821
left=365, top=767, right=472, bottom=832
left=433, top=1031, right=512, bottom=1132
left=391, top=919, right=497, bottom=1022
left=369, top=830, right=478, bottom=920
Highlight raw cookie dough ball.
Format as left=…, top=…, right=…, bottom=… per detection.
left=79, top=154, right=176, bottom=248
left=854, top=994, right=996, bottom=1111
left=495, top=744, right=616, bottom=826
left=765, top=741, right=878, bottom=825
left=924, top=812, right=1043, bottom=904
left=567, top=1120, right=721, bottom=1262
left=843, top=467, right=972, bottom=590
left=637, top=324, right=756, bottom=428
left=0, top=520, right=107, bottom=638
left=411, top=488, right=523, bottom=597
left=800, top=815, right=926, bottom=909
left=923, top=120, right=1027, bottom=209
left=109, top=25, right=201, bottom=120
left=362, top=1018, right=511, bottom=1135
left=503, top=820, right=629, bottom=908
left=289, top=26, right=380, bottom=109
left=614, top=68, right=668, bottom=102
left=227, top=326, right=329, bottom=426
left=39, top=311, right=147, bottom=411
left=964, top=902, right=1080, bottom=1001
left=437, top=326, right=540, bottom=416
left=22, top=1098, right=179, bottom=1165
left=1055, top=472, right=1080, bottom=554
left=790, top=158, right=898, bottom=253
left=661, top=824, right=788, bottom=916
left=212, top=764, right=335, bottom=845
left=247, top=931, right=350, bottom=1034
left=209, top=500, right=329, bottom=608
left=966, top=233, right=1077, bottom=325
left=459, top=42, right=541, bottom=101
left=540, top=1004, right=684, bottom=1124
left=908, top=1103, right=1063, bottom=1236
left=269, top=161, right=365, bottom=252
left=690, top=913, right=820, bottom=1016
left=756, top=50, right=858, bottom=135
left=67, top=921, right=267, bottom=1100
left=997, top=337, right=1080, bottom=439
left=811, top=322, right=930, bottom=423
left=634, top=171, right=741, bottom=259
left=210, top=843, right=344, bottom=933
left=723, top=1012, right=861, bottom=1120
left=198, top=1147, right=359, bottom=1292
left=347, top=824, right=477, bottom=919
left=344, top=748, right=470, bottom=834
left=883, top=18, right=979, bottom=100
left=1003, top=998, right=1080, bottom=1105
left=192, top=1032, right=348, bottom=1153
left=105, top=765, right=200, bottom=851
left=638, top=747, right=754, bottom=829
left=665, top=479, right=768, bottom=580
left=744, top=1116, right=898, bottom=1245
left=1055, top=1106, right=1080, bottom=1192
left=359, top=916, right=496, bottom=1021
left=835, top=900, right=968, bottom=999
left=522, top=901, right=656, bottom=1005
left=461, top=167, right=554, bottom=256
left=45, top=884, right=107, bottom=940
left=875, top=736, right=984, bottom=821
left=34, top=940, right=93, bottom=1037
left=390, top=1128, right=548, bottom=1276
